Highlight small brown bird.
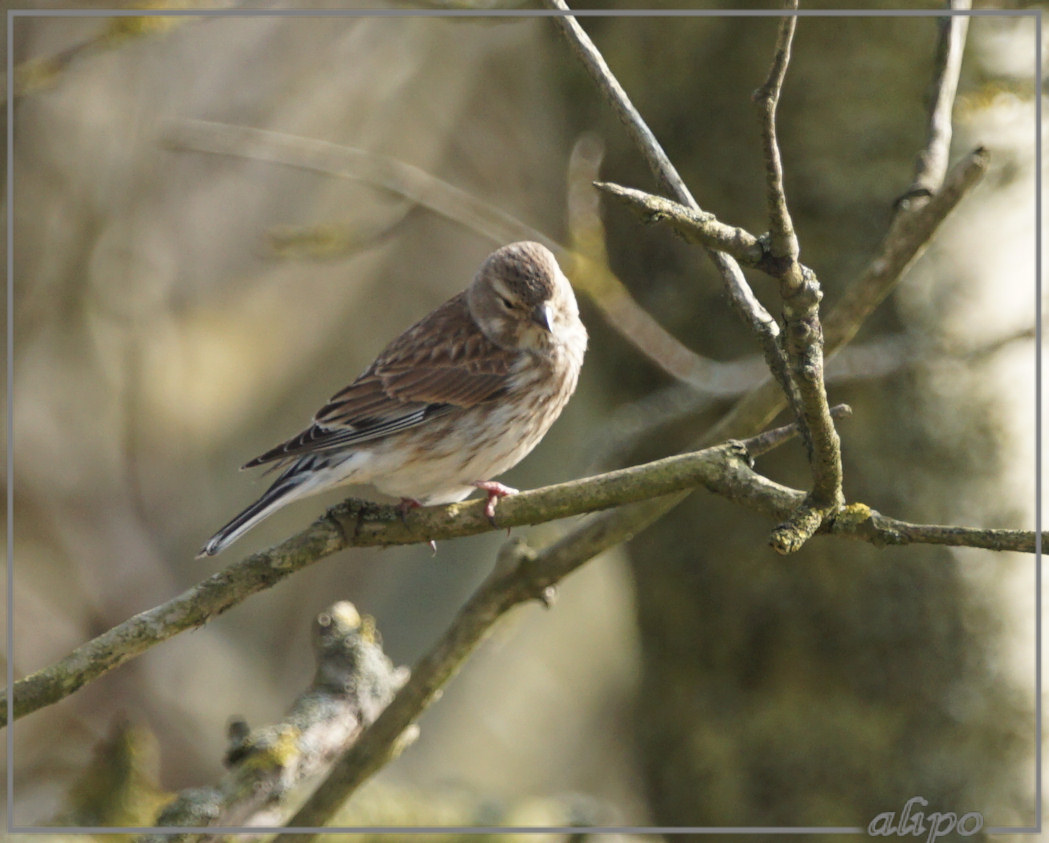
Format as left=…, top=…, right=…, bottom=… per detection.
left=199, top=241, right=587, bottom=557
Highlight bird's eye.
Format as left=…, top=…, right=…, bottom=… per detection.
left=499, top=296, right=514, bottom=310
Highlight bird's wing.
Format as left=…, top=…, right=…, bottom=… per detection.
left=242, top=293, right=515, bottom=468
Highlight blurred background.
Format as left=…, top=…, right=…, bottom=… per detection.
left=4, top=0, right=1042, bottom=837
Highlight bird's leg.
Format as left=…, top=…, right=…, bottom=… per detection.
left=472, top=481, right=519, bottom=527
left=398, top=498, right=436, bottom=553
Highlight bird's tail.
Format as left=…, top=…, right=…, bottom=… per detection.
left=197, top=469, right=312, bottom=557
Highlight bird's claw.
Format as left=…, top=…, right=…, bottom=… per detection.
left=472, top=481, right=518, bottom=528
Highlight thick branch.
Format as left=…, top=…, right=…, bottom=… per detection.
left=139, top=603, right=405, bottom=842
left=278, top=451, right=1040, bottom=837
left=0, top=439, right=804, bottom=728
left=5, top=393, right=1027, bottom=731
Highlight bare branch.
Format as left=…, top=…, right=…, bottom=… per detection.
left=541, top=0, right=801, bottom=422
left=749, top=2, right=844, bottom=553
left=546, top=3, right=808, bottom=456
left=753, top=2, right=800, bottom=266
left=278, top=445, right=1040, bottom=836
left=743, top=403, right=852, bottom=459
left=6, top=382, right=1027, bottom=731
left=540, top=0, right=697, bottom=208
left=139, top=603, right=405, bottom=842
left=0, top=440, right=804, bottom=728
left=831, top=506, right=1042, bottom=554
left=905, top=0, right=972, bottom=201
left=593, top=181, right=765, bottom=267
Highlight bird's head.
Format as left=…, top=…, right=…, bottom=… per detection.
left=468, top=241, right=580, bottom=353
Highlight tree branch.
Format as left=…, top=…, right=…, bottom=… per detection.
left=591, top=181, right=765, bottom=267
left=753, top=2, right=800, bottom=267
left=0, top=434, right=813, bottom=728
left=752, top=1, right=844, bottom=554
left=540, top=0, right=697, bottom=208
left=746, top=403, right=852, bottom=459
left=904, top=0, right=972, bottom=202
left=5, top=386, right=1028, bottom=732
left=703, top=148, right=989, bottom=449
left=139, top=603, right=405, bottom=842
left=276, top=452, right=1041, bottom=838
left=541, top=0, right=802, bottom=419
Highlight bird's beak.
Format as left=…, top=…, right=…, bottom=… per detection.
left=531, top=302, right=553, bottom=332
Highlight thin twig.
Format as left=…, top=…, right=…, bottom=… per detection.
left=744, top=403, right=852, bottom=459
left=543, top=1, right=803, bottom=438
left=541, top=0, right=697, bottom=208
left=753, top=1, right=800, bottom=267
left=593, top=182, right=765, bottom=267
left=904, top=0, right=972, bottom=202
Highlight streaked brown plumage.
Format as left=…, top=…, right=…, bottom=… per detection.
left=199, top=241, right=587, bottom=557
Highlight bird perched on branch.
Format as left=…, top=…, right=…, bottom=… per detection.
left=199, top=241, right=587, bottom=557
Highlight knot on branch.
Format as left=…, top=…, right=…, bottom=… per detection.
left=755, top=232, right=793, bottom=277
left=769, top=496, right=842, bottom=555
left=493, top=537, right=560, bottom=607
left=726, top=439, right=756, bottom=469
left=780, top=266, right=822, bottom=317
left=311, top=602, right=405, bottom=724
left=784, top=314, right=823, bottom=352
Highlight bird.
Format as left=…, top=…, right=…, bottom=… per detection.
left=198, top=241, right=587, bottom=557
